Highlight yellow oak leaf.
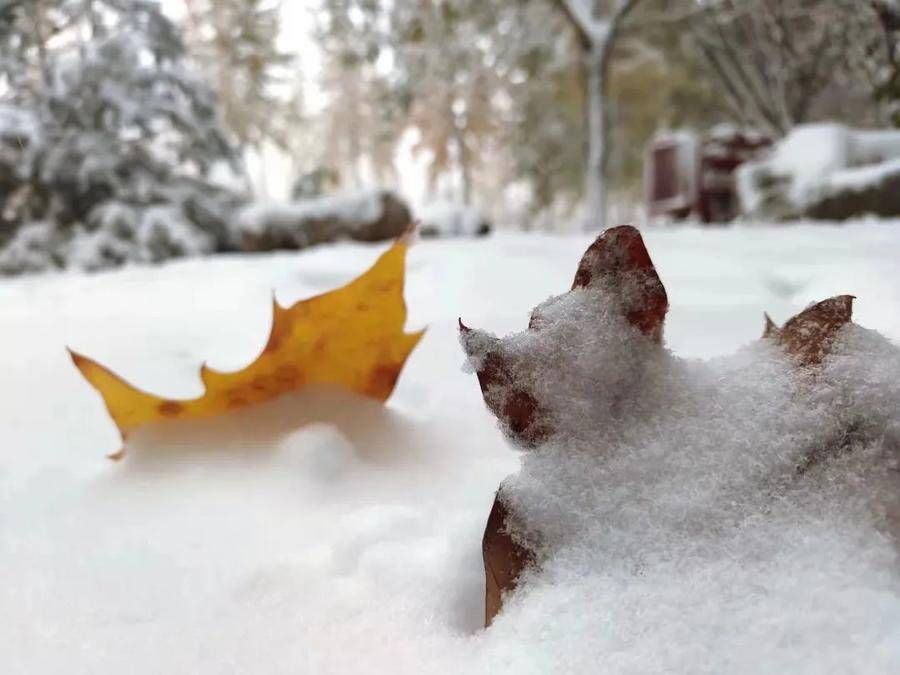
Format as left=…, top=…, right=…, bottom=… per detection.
left=71, top=239, right=424, bottom=458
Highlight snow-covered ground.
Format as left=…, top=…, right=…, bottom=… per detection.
left=3, top=221, right=900, bottom=674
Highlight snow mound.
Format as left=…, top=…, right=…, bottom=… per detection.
left=235, top=193, right=383, bottom=237
left=232, top=189, right=411, bottom=251
left=462, top=242, right=900, bottom=671
left=738, top=124, right=900, bottom=219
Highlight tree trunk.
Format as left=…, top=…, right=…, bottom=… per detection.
left=33, top=0, right=52, bottom=87
left=554, top=0, right=643, bottom=232
left=584, top=44, right=606, bottom=231
left=453, top=119, right=472, bottom=206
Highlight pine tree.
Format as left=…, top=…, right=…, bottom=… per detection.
left=0, top=0, right=244, bottom=273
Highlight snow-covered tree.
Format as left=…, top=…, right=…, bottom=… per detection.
left=181, top=0, right=301, bottom=153
left=309, top=0, right=711, bottom=224
left=501, top=0, right=585, bottom=216
left=854, top=0, right=900, bottom=127
left=389, top=0, right=504, bottom=206
left=0, top=0, right=244, bottom=273
left=314, top=0, right=402, bottom=189
left=552, top=0, right=642, bottom=230
left=688, top=0, right=876, bottom=136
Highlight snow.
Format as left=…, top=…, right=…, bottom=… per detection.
left=233, top=190, right=386, bottom=243
left=417, top=202, right=490, bottom=238
left=738, top=124, right=900, bottom=216
left=738, top=124, right=847, bottom=214
left=0, top=104, right=39, bottom=144
left=0, top=222, right=60, bottom=275
left=463, top=246, right=900, bottom=670
left=829, top=157, right=900, bottom=193
left=31, top=202, right=220, bottom=274
left=3, top=221, right=900, bottom=673
left=0, top=3, right=242, bottom=276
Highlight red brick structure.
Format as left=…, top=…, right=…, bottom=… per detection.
left=645, top=127, right=771, bottom=223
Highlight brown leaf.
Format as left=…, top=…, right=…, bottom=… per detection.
left=764, top=295, right=855, bottom=366
left=467, top=225, right=670, bottom=626
left=468, top=226, right=860, bottom=627
left=483, top=486, right=534, bottom=627
left=569, top=224, right=668, bottom=342
left=460, top=225, right=667, bottom=448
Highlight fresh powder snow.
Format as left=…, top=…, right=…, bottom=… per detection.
left=2, top=221, right=900, bottom=673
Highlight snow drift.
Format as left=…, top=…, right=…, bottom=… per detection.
left=738, top=123, right=900, bottom=220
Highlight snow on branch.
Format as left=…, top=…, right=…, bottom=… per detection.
left=554, top=0, right=639, bottom=48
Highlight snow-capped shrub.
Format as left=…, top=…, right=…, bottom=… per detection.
left=232, top=189, right=412, bottom=252
left=137, top=205, right=217, bottom=263
left=738, top=123, right=900, bottom=220
left=66, top=225, right=137, bottom=273
left=0, top=201, right=222, bottom=274
left=0, top=221, right=62, bottom=275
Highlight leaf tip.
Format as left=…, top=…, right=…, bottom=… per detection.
left=763, top=312, right=781, bottom=339
left=399, top=220, right=418, bottom=245
left=107, top=447, right=126, bottom=461
left=68, top=347, right=100, bottom=379
left=271, top=292, right=286, bottom=315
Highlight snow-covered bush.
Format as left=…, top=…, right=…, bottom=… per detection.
left=0, top=221, right=62, bottom=275
left=738, top=123, right=900, bottom=219
left=417, top=202, right=491, bottom=238
left=0, top=0, right=244, bottom=274
left=232, top=189, right=412, bottom=251
left=63, top=202, right=219, bottom=272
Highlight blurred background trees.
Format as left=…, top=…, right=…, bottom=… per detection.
left=0, top=0, right=242, bottom=272
left=0, top=0, right=899, bottom=272
left=683, top=0, right=900, bottom=135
